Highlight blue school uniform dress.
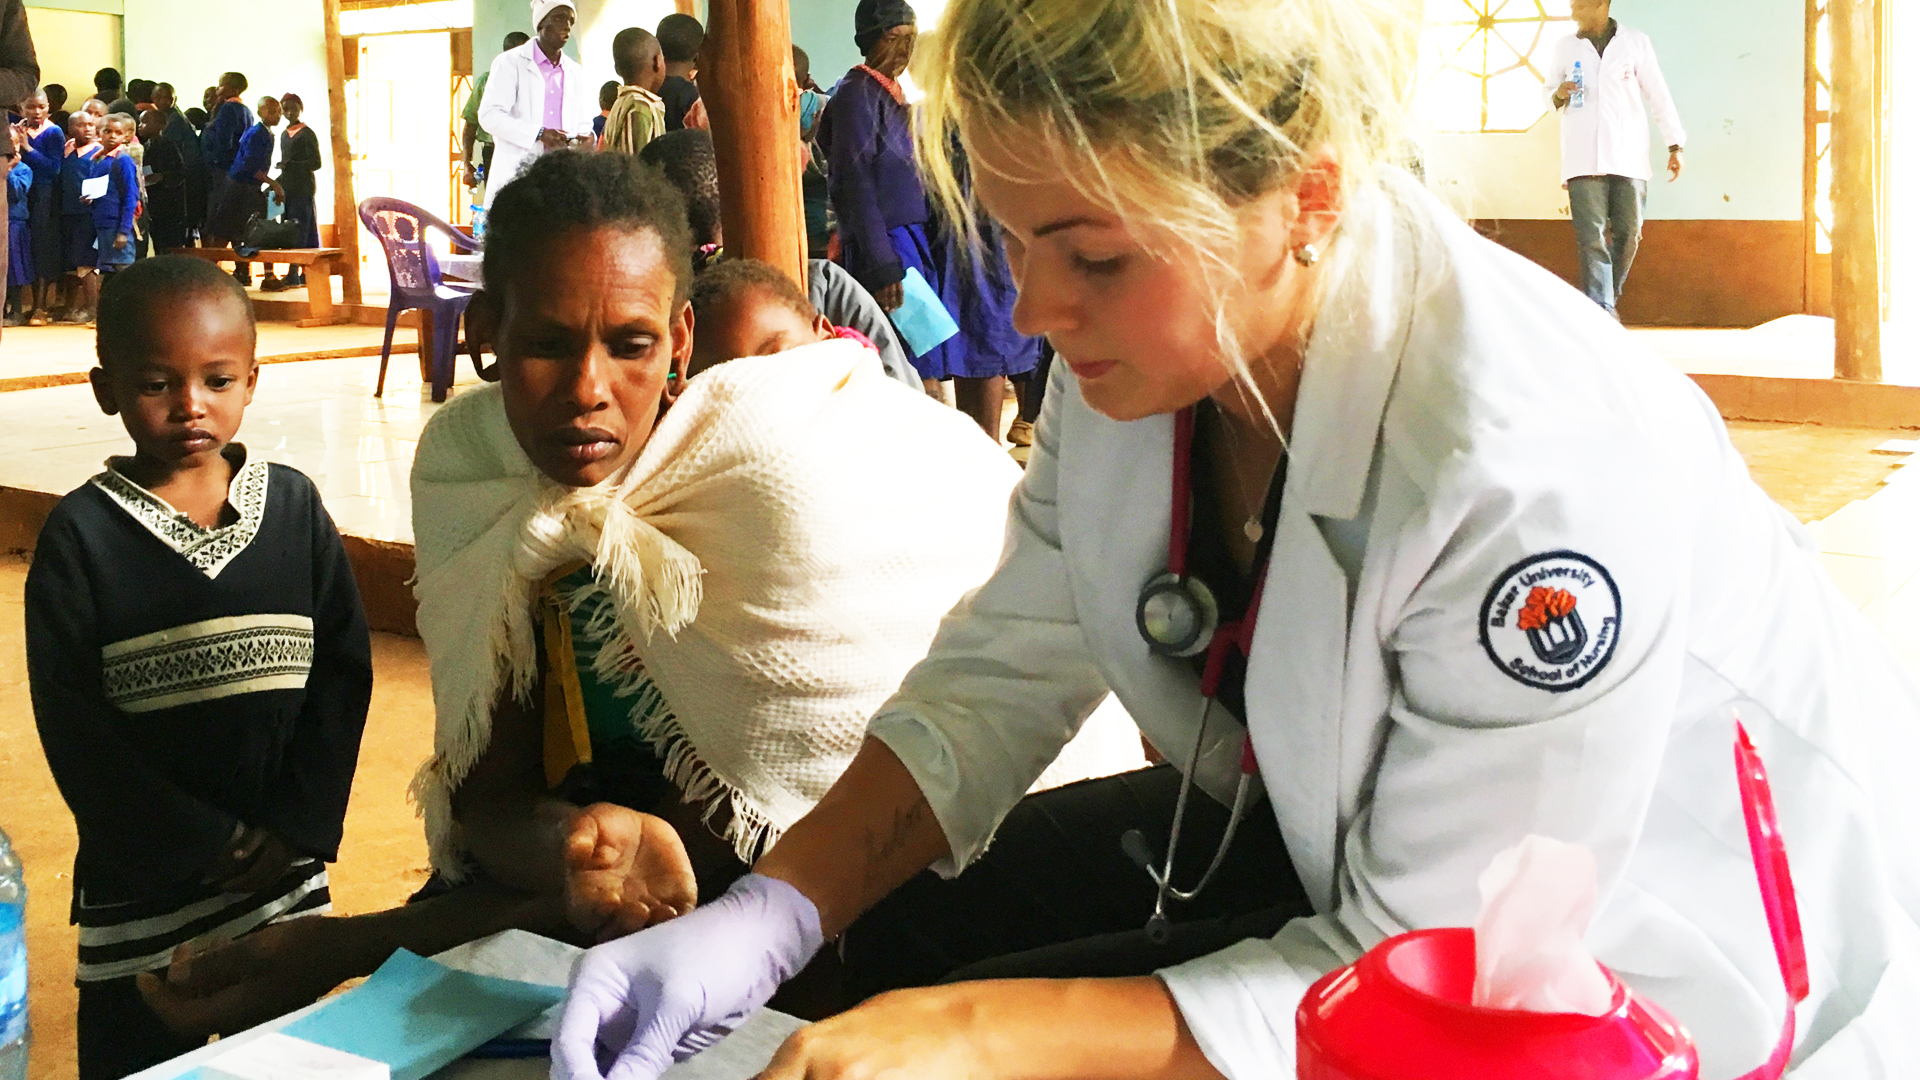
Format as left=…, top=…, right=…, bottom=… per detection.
left=818, top=67, right=1038, bottom=382
left=91, top=152, right=138, bottom=269
left=20, top=122, right=62, bottom=284
left=60, top=144, right=102, bottom=270
left=25, top=446, right=372, bottom=1080
left=7, top=158, right=31, bottom=287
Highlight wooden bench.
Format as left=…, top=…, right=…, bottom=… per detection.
left=168, top=246, right=347, bottom=327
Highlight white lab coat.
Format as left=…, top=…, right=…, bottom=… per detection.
left=1544, top=24, right=1687, bottom=182
left=476, top=40, right=599, bottom=208
left=867, top=170, right=1920, bottom=1079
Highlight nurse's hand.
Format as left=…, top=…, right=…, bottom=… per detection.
left=552, top=873, right=824, bottom=1080
left=562, top=803, right=697, bottom=942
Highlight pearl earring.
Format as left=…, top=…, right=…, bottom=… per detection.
left=1292, top=243, right=1321, bottom=267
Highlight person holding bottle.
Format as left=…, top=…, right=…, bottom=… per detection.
left=1546, top=0, right=1686, bottom=317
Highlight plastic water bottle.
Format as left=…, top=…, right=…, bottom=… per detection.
left=471, top=206, right=487, bottom=241
left=0, top=829, right=26, bottom=1080
left=1570, top=60, right=1587, bottom=108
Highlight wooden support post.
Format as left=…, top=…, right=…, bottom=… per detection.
left=701, top=0, right=805, bottom=286
left=323, top=0, right=364, bottom=306
left=1828, top=0, right=1880, bottom=381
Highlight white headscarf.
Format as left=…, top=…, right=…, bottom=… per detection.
left=530, top=0, right=575, bottom=35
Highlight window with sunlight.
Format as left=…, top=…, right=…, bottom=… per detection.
left=1419, top=0, right=1575, bottom=133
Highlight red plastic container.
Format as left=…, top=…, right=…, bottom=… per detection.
left=1296, top=723, right=1807, bottom=1080
left=1295, top=927, right=1698, bottom=1080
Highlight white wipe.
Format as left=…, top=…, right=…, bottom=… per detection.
left=201, top=1033, right=390, bottom=1080
left=1471, top=835, right=1614, bottom=1015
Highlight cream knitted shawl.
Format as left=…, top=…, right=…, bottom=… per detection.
left=409, top=341, right=1079, bottom=874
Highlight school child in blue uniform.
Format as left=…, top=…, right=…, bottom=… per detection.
left=17, top=90, right=64, bottom=324
left=59, top=111, right=103, bottom=323
left=89, top=114, right=140, bottom=276
left=5, top=133, right=31, bottom=325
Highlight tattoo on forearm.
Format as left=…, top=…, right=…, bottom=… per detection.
left=863, top=800, right=928, bottom=889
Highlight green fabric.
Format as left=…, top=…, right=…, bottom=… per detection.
left=464, top=73, right=492, bottom=144
left=558, top=566, right=640, bottom=752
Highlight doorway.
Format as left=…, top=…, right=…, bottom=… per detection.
left=348, top=31, right=456, bottom=295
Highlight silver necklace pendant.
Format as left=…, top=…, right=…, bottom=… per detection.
left=1243, top=518, right=1265, bottom=543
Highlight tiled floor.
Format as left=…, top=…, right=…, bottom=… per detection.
left=0, top=352, right=481, bottom=545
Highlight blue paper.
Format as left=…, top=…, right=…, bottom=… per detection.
left=274, top=949, right=564, bottom=1080
left=890, top=267, right=961, bottom=358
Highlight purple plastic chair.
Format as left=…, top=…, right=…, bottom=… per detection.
left=358, top=196, right=488, bottom=402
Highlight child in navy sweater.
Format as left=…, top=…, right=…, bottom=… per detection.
left=27, top=256, right=372, bottom=1080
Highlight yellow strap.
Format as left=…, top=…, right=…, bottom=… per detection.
left=540, top=563, right=594, bottom=789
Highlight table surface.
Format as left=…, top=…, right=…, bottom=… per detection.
left=131, top=929, right=805, bottom=1080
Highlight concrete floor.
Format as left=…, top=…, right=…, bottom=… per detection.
left=0, top=420, right=1912, bottom=1079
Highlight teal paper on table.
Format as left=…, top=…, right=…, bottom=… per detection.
left=890, top=267, right=961, bottom=358
left=278, top=949, right=564, bottom=1080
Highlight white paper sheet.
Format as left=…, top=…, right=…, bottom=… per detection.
left=80, top=174, right=109, bottom=201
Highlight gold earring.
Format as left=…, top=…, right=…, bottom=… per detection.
left=1293, top=243, right=1321, bottom=268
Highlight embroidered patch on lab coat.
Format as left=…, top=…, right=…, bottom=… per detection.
left=1478, top=551, right=1622, bottom=693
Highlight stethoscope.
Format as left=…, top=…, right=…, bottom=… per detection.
left=1125, top=405, right=1280, bottom=944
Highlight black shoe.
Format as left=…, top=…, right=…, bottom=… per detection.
left=233, top=269, right=253, bottom=287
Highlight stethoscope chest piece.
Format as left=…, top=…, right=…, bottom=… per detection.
left=1136, top=572, right=1221, bottom=659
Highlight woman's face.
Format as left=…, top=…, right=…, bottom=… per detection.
left=866, top=25, right=917, bottom=78
left=969, top=126, right=1311, bottom=423
left=495, top=224, right=693, bottom=488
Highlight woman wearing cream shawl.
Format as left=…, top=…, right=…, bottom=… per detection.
left=137, top=149, right=1141, bottom=1038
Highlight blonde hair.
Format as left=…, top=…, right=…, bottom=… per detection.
left=913, top=0, right=1423, bottom=389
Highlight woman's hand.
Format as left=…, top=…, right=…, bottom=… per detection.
left=757, top=979, right=1228, bottom=1080
left=136, top=916, right=366, bottom=1041
left=563, top=803, right=698, bottom=942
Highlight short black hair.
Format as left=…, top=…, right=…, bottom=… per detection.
left=599, top=79, right=620, bottom=111
left=220, top=71, right=249, bottom=94
left=43, top=83, right=65, bottom=105
left=690, top=258, right=817, bottom=329
left=639, top=128, right=719, bottom=249
left=97, top=256, right=257, bottom=371
left=186, top=107, right=208, bottom=129
left=129, top=79, right=155, bottom=104
left=504, top=31, right=531, bottom=49
left=485, top=149, right=694, bottom=304
left=791, top=45, right=810, bottom=86
left=94, top=67, right=122, bottom=95
left=281, top=92, right=304, bottom=113
left=613, top=27, right=662, bottom=84
left=656, top=13, right=704, bottom=62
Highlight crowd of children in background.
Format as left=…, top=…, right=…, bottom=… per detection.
left=4, top=66, right=322, bottom=325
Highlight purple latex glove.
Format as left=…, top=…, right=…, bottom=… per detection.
left=551, top=872, right=824, bottom=1080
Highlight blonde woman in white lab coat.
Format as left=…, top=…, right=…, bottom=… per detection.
left=552, top=0, right=1920, bottom=1078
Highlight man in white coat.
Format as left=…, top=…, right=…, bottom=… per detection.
left=477, top=0, right=598, bottom=209
left=1545, top=0, right=1686, bottom=317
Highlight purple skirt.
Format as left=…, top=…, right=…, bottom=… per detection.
left=888, top=222, right=1040, bottom=381
left=6, top=217, right=30, bottom=286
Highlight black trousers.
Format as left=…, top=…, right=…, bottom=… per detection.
left=839, top=764, right=1312, bottom=1002
left=77, top=976, right=203, bottom=1080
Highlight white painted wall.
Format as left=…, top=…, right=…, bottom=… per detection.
left=122, top=0, right=333, bottom=226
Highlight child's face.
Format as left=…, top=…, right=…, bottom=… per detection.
left=281, top=98, right=301, bottom=123
left=20, top=94, right=46, bottom=124
left=257, top=98, right=282, bottom=127
left=494, top=224, right=693, bottom=488
left=689, top=288, right=832, bottom=377
left=99, top=119, right=130, bottom=151
left=70, top=113, right=96, bottom=143
left=83, top=99, right=106, bottom=119
left=90, top=292, right=259, bottom=471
